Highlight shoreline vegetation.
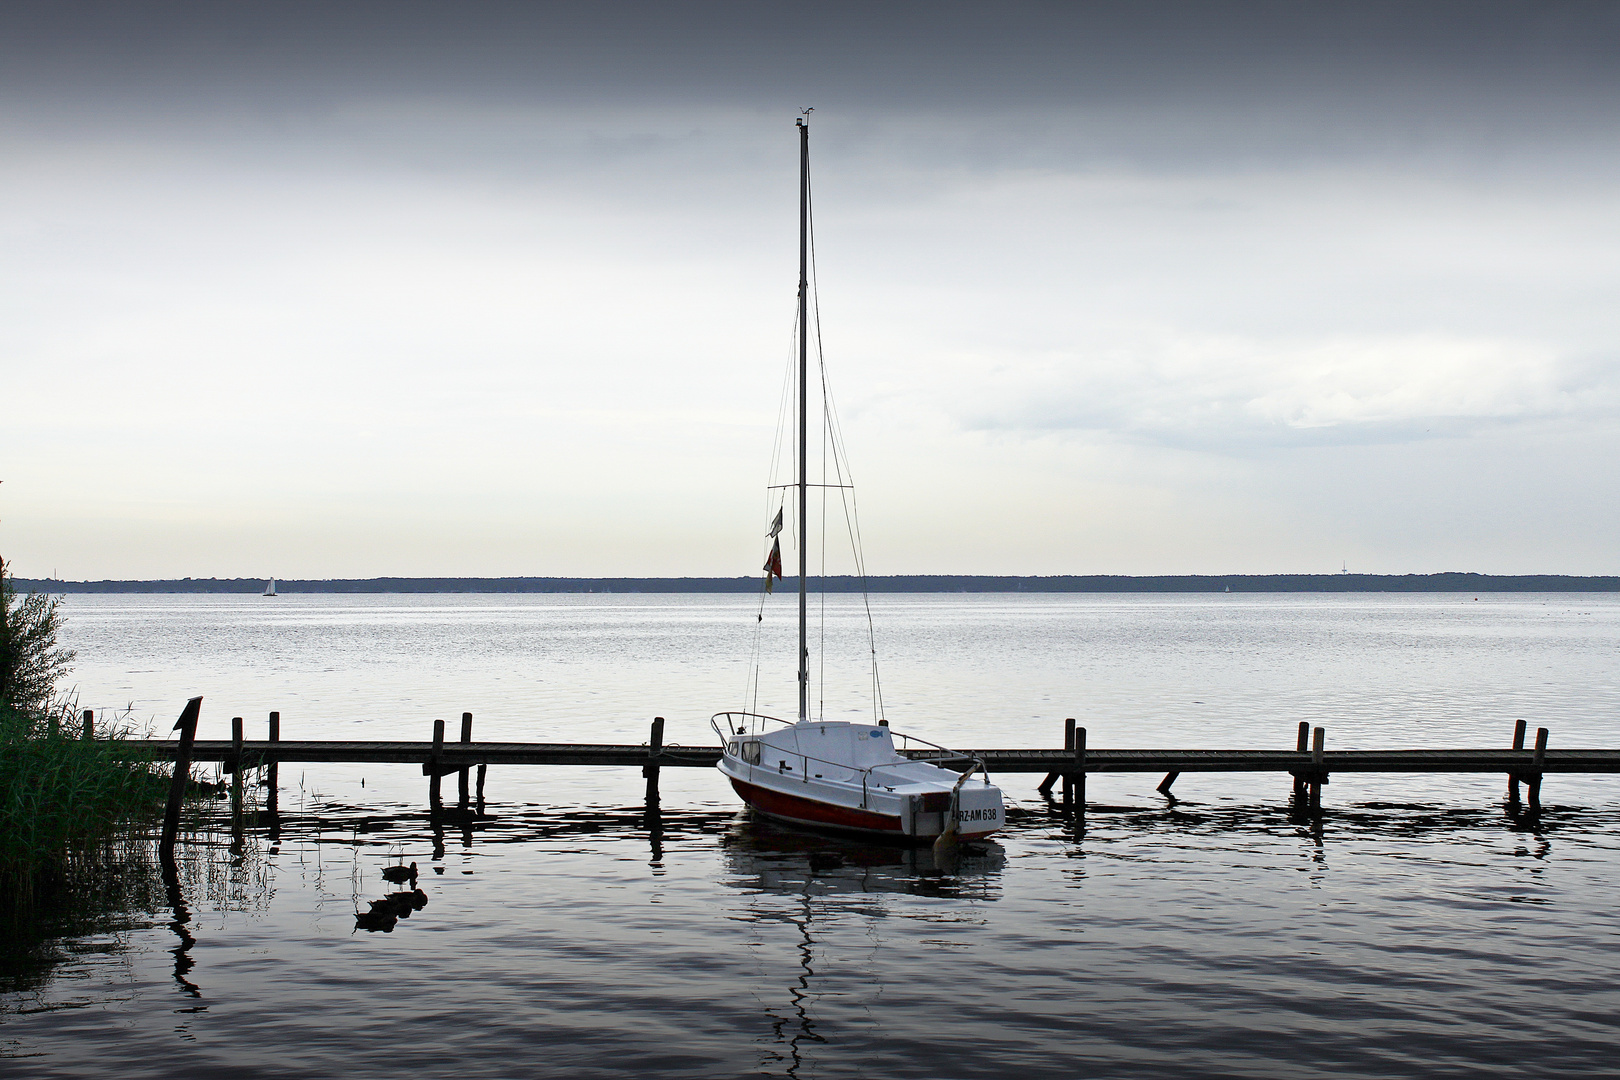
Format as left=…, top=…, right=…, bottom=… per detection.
left=0, top=702, right=168, bottom=897
left=1, top=559, right=171, bottom=899
left=13, top=572, right=1620, bottom=594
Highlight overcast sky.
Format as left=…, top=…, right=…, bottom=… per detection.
left=3, top=1, right=1617, bottom=579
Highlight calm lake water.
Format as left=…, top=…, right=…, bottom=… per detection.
left=4, top=592, right=1619, bottom=1078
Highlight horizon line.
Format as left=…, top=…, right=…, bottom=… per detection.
left=13, top=572, right=1620, bottom=594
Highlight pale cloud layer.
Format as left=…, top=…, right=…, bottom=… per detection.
left=2, top=3, right=1617, bottom=577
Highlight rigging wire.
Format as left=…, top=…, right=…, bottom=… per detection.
left=743, top=122, right=887, bottom=727
left=743, top=299, right=801, bottom=718
left=813, top=174, right=828, bottom=723
left=818, top=363, right=828, bottom=725
left=806, top=168, right=887, bottom=724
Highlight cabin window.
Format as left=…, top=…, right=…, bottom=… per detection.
left=741, top=741, right=761, bottom=765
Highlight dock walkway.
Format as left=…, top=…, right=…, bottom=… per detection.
left=118, top=704, right=1599, bottom=833
left=160, top=739, right=1620, bottom=775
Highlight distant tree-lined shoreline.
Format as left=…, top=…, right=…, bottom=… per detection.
left=12, top=573, right=1620, bottom=593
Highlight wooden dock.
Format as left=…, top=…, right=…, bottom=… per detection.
left=163, top=739, right=1620, bottom=776
left=123, top=704, right=1603, bottom=849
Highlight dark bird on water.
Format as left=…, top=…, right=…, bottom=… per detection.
left=381, top=861, right=418, bottom=885
left=354, top=909, right=397, bottom=933
left=368, top=889, right=428, bottom=919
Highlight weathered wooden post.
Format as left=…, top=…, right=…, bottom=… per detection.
left=1292, top=721, right=1310, bottom=806
left=1037, top=737, right=1059, bottom=797
left=1060, top=718, right=1076, bottom=810
left=458, top=712, right=473, bottom=813
left=228, top=716, right=245, bottom=823
left=159, top=697, right=203, bottom=865
left=643, top=716, right=665, bottom=803
left=1038, top=720, right=1071, bottom=798
left=429, top=719, right=445, bottom=811
left=266, top=711, right=280, bottom=817
left=1156, top=770, right=1179, bottom=797
left=1508, top=718, right=1527, bottom=808
left=1074, top=725, right=1087, bottom=815
left=475, top=763, right=488, bottom=816
left=1309, top=726, right=1326, bottom=814
left=82, top=709, right=94, bottom=740
left=1527, top=727, right=1548, bottom=812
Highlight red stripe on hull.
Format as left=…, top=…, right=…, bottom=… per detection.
left=730, top=777, right=904, bottom=836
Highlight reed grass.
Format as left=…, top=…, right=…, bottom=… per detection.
left=0, top=701, right=169, bottom=896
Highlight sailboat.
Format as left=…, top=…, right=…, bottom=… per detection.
left=712, top=115, right=1005, bottom=844
left=263, top=578, right=277, bottom=597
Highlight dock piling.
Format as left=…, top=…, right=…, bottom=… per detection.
left=429, top=719, right=445, bottom=811
left=1157, top=771, right=1179, bottom=796
left=1507, top=718, right=1526, bottom=808
left=228, top=716, right=245, bottom=821
left=476, top=763, right=487, bottom=815
left=1527, top=727, right=1548, bottom=812
left=82, top=709, right=94, bottom=740
left=458, top=712, right=473, bottom=812
left=159, top=697, right=203, bottom=865
left=1060, top=718, right=1076, bottom=809
left=643, top=717, right=665, bottom=803
left=266, top=711, right=280, bottom=817
left=1292, top=722, right=1310, bottom=806
left=1074, top=725, right=1086, bottom=815
left=1309, top=726, right=1326, bottom=814
left=1038, top=720, right=1070, bottom=799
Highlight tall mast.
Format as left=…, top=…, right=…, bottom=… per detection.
left=796, top=114, right=810, bottom=723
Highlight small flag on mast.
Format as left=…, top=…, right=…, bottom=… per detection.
left=768, top=508, right=783, bottom=539
left=763, top=537, right=783, bottom=593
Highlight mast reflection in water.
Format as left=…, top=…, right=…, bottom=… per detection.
left=721, top=812, right=1005, bottom=1074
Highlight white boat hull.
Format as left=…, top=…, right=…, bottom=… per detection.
left=717, top=719, right=1004, bottom=842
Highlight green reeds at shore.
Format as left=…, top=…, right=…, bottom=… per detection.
left=0, top=703, right=170, bottom=895
left=1, top=558, right=180, bottom=901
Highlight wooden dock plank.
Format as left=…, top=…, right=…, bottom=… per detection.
left=963, top=748, right=1620, bottom=773
left=115, top=739, right=1620, bottom=775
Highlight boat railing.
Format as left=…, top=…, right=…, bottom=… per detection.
left=710, top=712, right=990, bottom=792
left=712, top=711, right=791, bottom=739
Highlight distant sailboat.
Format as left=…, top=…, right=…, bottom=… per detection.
left=263, top=578, right=278, bottom=597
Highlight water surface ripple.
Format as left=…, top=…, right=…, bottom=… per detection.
left=3, top=593, right=1617, bottom=1077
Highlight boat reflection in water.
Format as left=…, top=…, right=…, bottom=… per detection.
left=720, top=809, right=1005, bottom=1076
left=721, top=809, right=1005, bottom=899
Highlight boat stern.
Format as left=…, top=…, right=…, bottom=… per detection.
left=904, top=780, right=1004, bottom=839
